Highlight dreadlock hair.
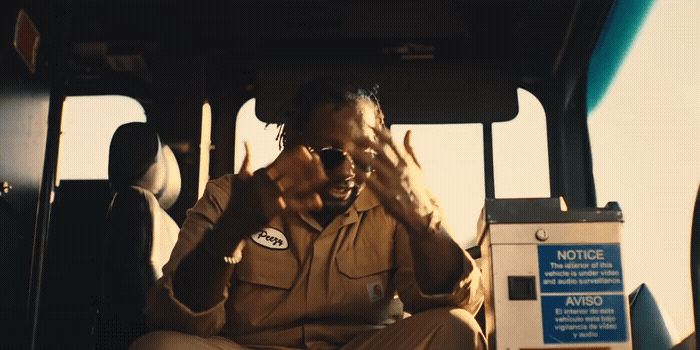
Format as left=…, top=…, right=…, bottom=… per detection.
left=275, top=76, right=385, bottom=149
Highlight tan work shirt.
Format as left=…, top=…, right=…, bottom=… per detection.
left=145, top=174, right=483, bottom=348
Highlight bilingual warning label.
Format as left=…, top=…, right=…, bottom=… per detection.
left=538, top=244, right=624, bottom=293
left=538, top=244, right=628, bottom=344
left=541, top=294, right=628, bottom=343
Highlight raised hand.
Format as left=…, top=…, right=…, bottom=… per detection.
left=351, top=127, right=436, bottom=234
left=262, top=145, right=328, bottom=215
left=238, top=141, right=254, bottom=179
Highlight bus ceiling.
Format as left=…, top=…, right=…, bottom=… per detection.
left=63, top=0, right=619, bottom=124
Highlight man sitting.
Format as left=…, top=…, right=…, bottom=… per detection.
left=131, top=77, right=486, bottom=349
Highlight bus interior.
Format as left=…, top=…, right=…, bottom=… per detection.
left=0, top=0, right=697, bottom=349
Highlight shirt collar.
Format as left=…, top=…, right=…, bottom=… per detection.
left=297, top=186, right=381, bottom=232
left=352, top=185, right=381, bottom=212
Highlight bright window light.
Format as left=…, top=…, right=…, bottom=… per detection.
left=390, top=124, right=484, bottom=248
left=233, top=98, right=282, bottom=173
left=232, top=93, right=549, bottom=249
left=390, top=89, right=549, bottom=247
left=57, top=95, right=146, bottom=181
left=492, top=89, right=550, bottom=199
left=588, top=1, right=699, bottom=339
left=198, top=101, right=213, bottom=199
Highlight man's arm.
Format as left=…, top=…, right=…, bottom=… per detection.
left=144, top=146, right=325, bottom=337
left=143, top=174, right=241, bottom=336
left=171, top=146, right=327, bottom=313
left=172, top=170, right=273, bottom=312
left=352, top=128, right=476, bottom=296
left=393, top=218, right=483, bottom=315
left=403, top=212, right=467, bottom=294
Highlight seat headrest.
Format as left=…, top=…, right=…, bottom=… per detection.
left=109, top=122, right=160, bottom=188
left=108, top=122, right=181, bottom=210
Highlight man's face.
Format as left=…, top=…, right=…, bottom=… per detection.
left=301, top=99, right=378, bottom=213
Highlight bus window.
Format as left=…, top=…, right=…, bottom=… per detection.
left=234, top=92, right=548, bottom=249
left=56, top=95, right=146, bottom=182
left=198, top=101, right=213, bottom=199
left=588, top=0, right=699, bottom=339
left=233, top=99, right=485, bottom=248
left=234, top=98, right=282, bottom=173
left=492, top=89, right=549, bottom=199
left=390, top=124, right=484, bottom=248
left=391, top=89, right=549, bottom=247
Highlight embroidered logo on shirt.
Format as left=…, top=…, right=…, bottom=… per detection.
left=367, top=281, right=384, bottom=302
left=251, top=228, right=288, bottom=250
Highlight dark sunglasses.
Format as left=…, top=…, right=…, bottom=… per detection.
left=309, top=147, right=375, bottom=172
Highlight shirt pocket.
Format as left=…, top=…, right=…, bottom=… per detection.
left=235, top=237, right=298, bottom=290
left=335, top=233, right=396, bottom=319
left=336, top=234, right=393, bottom=279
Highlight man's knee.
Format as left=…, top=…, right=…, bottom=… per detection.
left=424, top=308, right=486, bottom=350
left=130, top=330, right=199, bottom=350
left=130, top=330, right=245, bottom=350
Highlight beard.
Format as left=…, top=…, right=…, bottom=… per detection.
left=315, top=183, right=361, bottom=218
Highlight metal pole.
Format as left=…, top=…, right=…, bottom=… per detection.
left=483, top=123, right=495, bottom=199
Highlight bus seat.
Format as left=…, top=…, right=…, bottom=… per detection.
left=628, top=283, right=680, bottom=349
left=37, top=180, right=112, bottom=349
left=690, top=184, right=700, bottom=346
left=631, top=184, right=698, bottom=350
left=98, top=122, right=181, bottom=349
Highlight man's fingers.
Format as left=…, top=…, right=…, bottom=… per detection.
left=286, top=193, right=323, bottom=212
left=355, top=133, right=403, bottom=167
left=403, top=130, right=422, bottom=168
left=277, top=145, right=313, bottom=169
left=283, top=176, right=326, bottom=197
left=239, top=141, right=254, bottom=178
left=370, top=125, right=404, bottom=161
left=350, top=149, right=395, bottom=180
left=276, top=175, right=295, bottom=193
left=356, top=170, right=369, bottom=183
left=309, top=153, right=327, bottom=180
left=259, top=194, right=287, bottom=219
left=352, top=141, right=394, bottom=167
left=353, top=136, right=400, bottom=167
left=275, top=157, right=327, bottom=193
left=266, top=146, right=321, bottom=182
left=276, top=196, right=287, bottom=211
left=364, top=177, right=401, bottom=208
left=276, top=170, right=326, bottom=193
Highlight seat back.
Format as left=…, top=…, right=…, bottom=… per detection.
left=628, top=283, right=677, bottom=350
left=97, top=122, right=181, bottom=349
left=98, top=186, right=179, bottom=348
left=99, top=187, right=155, bottom=348
left=37, top=180, right=112, bottom=350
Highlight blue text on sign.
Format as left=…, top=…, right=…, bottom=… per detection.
left=538, top=244, right=624, bottom=293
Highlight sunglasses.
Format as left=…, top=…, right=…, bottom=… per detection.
left=309, top=147, right=375, bottom=172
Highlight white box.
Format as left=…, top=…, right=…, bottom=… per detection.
left=477, top=198, right=632, bottom=350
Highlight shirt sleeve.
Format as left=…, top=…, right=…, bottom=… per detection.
left=393, top=222, right=484, bottom=315
left=143, top=174, right=236, bottom=336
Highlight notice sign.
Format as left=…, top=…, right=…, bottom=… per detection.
left=538, top=244, right=623, bottom=293
left=538, top=244, right=628, bottom=344
left=541, top=295, right=627, bottom=343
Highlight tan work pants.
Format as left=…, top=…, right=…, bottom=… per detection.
left=130, top=308, right=486, bottom=350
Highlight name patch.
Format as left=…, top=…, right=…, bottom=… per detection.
left=251, top=228, right=288, bottom=250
